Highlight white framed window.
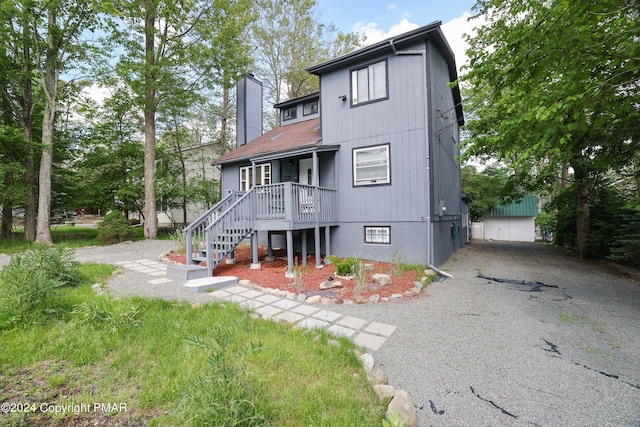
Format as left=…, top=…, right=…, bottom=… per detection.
left=240, top=163, right=271, bottom=191
left=353, top=144, right=390, bottom=186
left=364, top=226, right=390, bottom=244
left=351, top=60, right=387, bottom=105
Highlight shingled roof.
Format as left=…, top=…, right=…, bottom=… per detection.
left=215, top=118, right=321, bottom=165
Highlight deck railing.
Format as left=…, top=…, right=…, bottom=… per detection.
left=253, top=182, right=337, bottom=226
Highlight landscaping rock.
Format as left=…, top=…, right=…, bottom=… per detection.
left=424, top=269, right=436, bottom=276
left=305, top=295, right=322, bottom=304
left=387, top=389, right=418, bottom=427
left=368, top=294, right=381, bottom=303
left=239, top=279, right=251, bottom=286
left=296, top=293, right=307, bottom=302
left=319, top=280, right=342, bottom=290
left=374, top=384, right=396, bottom=405
left=372, top=273, right=393, bottom=286
left=360, top=353, right=375, bottom=373
left=390, top=293, right=403, bottom=300
left=320, top=297, right=333, bottom=304
left=367, top=367, right=389, bottom=385
left=414, top=280, right=424, bottom=289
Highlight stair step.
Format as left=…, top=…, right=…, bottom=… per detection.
left=183, top=276, right=238, bottom=292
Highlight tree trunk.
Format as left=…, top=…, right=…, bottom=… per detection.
left=573, top=164, right=591, bottom=259
left=143, top=4, right=157, bottom=239
left=35, top=6, right=59, bottom=245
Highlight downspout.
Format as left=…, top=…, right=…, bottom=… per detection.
left=390, top=39, right=433, bottom=266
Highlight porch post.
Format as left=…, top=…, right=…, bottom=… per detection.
left=324, top=226, right=331, bottom=260
left=266, top=231, right=274, bottom=260
left=314, top=226, right=322, bottom=268
left=301, top=229, right=307, bottom=266
left=250, top=232, right=260, bottom=269
left=286, top=230, right=294, bottom=276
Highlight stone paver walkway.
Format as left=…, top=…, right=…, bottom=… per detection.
left=113, top=258, right=397, bottom=351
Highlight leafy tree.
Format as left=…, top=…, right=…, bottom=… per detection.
left=113, top=0, right=253, bottom=239
left=252, top=0, right=361, bottom=128
left=460, top=165, right=510, bottom=221
left=462, top=0, right=640, bottom=258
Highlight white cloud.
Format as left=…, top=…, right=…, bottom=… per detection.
left=81, top=84, right=111, bottom=105
left=353, top=18, right=419, bottom=45
left=441, top=11, right=486, bottom=75
left=387, top=3, right=397, bottom=11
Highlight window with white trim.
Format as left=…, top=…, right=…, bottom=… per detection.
left=353, top=144, right=390, bottom=186
left=239, top=163, right=271, bottom=191
left=351, top=60, right=387, bottom=105
left=364, top=226, right=390, bottom=244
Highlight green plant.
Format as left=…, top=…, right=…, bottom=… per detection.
left=170, top=227, right=187, bottom=255
left=329, top=255, right=360, bottom=276
left=73, top=298, right=141, bottom=334
left=0, top=246, right=82, bottom=328
left=292, top=257, right=303, bottom=289
left=97, top=211, right=137, bottom=245
left=352, top=256, right=367, bottom=293
left=179, top=323, right=269, bottom=426
left=383, top=411, right=405, bottom=427
left=389, top=248, right=405, bottom=276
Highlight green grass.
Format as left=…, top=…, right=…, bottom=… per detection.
left=0, top=264, right=384, bottom=426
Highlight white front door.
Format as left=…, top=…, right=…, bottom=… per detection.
left=298, top=158, right=313, bottom=185
left=298, top=158, right=314, bottom=212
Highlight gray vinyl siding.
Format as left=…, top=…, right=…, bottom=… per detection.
left=321, top=47, right=428, bottom=224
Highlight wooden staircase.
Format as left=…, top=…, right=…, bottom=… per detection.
left=185, top=190, right=255, bottom=276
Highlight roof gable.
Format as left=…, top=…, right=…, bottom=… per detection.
left=216, top=118, right=321, bottom=164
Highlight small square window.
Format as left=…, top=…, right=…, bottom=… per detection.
left=282, top=106, right=297, bottom=121
left=303, top=100, right=318, bottom=116
left=364, top=226, right=390, bottom=244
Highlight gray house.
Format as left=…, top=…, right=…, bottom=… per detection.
left=185, top=21, right=465, bottom=275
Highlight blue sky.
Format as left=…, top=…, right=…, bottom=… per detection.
left=315, top=0, right=482, bottom=72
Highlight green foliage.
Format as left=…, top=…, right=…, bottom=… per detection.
left=73, top=298, right=141, bottom=334
left=460, top=165, right=511, bottom=220
left=329, top=255, right=360, bottom=276
left=607, top=209, right=640, bottom=268
left=97, top=211, right=137, bottom=245
left=462, top=1, right=640, bottom=258
left=179, top=323, right=269, bottom=426
left=0, top=246, right=82, bottom=328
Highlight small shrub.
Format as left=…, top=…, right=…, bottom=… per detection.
left=73, top=298, right=141, bottom=334
left=0, top=246, right=82, bottom=328
left=97, top=211, right=137, bottom=245
left=329, top=256, right=360, bottom=276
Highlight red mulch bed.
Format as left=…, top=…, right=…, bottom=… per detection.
left=167, top=244, right=422, bottom=302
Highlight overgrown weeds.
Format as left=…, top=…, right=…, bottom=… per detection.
left=0, top=245, right=83, bottom=329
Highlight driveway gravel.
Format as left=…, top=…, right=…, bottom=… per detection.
left=7, top=239, right=639, bottom=426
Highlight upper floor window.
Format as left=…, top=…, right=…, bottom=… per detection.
left=303, top=100, right=318, bottom=116
left=353, top=144, right=390, bottom=186
left=240, top=163, right=271, bottom=191
left=282, top=106, right=297, bottom=121
left=351, top=60, right=387, bottom=106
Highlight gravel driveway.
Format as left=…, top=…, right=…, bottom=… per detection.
left=5, top=239, right=638, bottom=426
left=330, top=241, right=640, bottom=426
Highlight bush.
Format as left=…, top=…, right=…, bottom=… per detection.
left=328, top=256, right=360, bottom=276
left=0, top=246, right=82, bottom=328
left=97, top=211, right=137, bottom=245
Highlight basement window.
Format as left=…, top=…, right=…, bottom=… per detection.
left=364, top=226, right=390, bottom=244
